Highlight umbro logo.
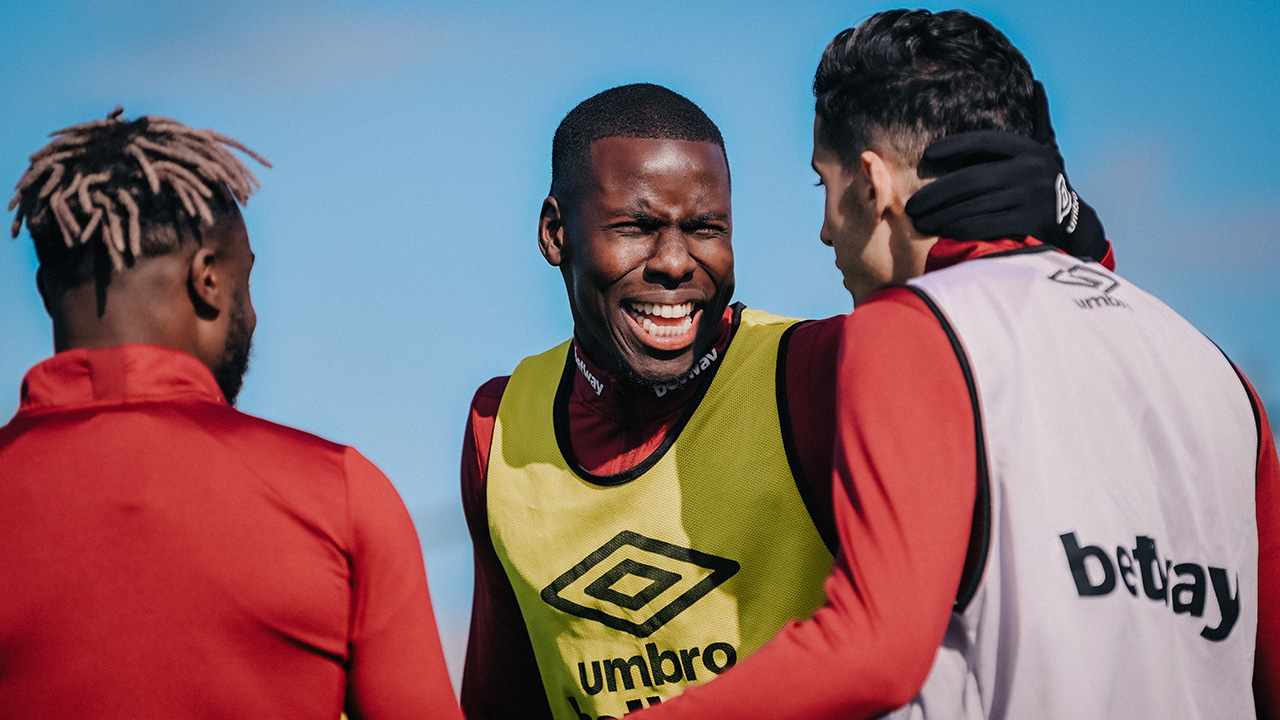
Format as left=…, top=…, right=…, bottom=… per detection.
left=1049, top=263, right=1131, bottom=310
left=1055, top=173, right=1080, bottom=234
left=1049, top=263, right=1119, bottom=293
left=541, top=531, right=740, bottom=637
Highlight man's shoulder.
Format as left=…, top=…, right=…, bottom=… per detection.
left=196, top=404, right=359, bottom=471
left=234, top=407, right=347, bottom=448
left=738, top=305, right=805, bottom=327
left=477, top=339, right=575, bottom=404
left=471, top=376, right=511, bottom=418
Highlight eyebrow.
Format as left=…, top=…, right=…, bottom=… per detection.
left=683, top=212, right=729, bottom=225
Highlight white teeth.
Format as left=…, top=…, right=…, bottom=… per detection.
left=639, top=315, right=694, bottom=338
left=629, top=301, right=693, bottom=318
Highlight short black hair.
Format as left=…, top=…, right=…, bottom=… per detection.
left=814, top=9, right=1037, bottom=169
left=10, top=109, right=268, bottom=287
left=550, top=83, right=727, bottom=205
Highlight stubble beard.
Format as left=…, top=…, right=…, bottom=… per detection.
left=214, top=302, right=253, bottom=407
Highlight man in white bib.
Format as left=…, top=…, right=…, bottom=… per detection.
left=635, top=8, right=1278, bottom=720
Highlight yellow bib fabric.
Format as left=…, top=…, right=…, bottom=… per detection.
left=488, top=307, right=834, bottom=719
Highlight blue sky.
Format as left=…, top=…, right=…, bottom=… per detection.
left=3, top=0, right=1277, bottom=686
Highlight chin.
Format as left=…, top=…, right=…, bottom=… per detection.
left=623, top=356, right=693, bottom=387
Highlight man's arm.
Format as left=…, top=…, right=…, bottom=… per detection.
left=341, top=449, right=463, bottom=720
left=1244, top=374, right=1280, bottom=719
left=638, top=289, right=977, bottom=719
left=459, top=378, right=556, bottom=720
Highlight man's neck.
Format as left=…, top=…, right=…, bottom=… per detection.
left=562, top=306, right=735, bottom=476
left=569, top=306, right=734, bottom=422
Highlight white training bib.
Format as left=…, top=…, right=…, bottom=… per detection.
left=894, top=248, right=1259, bottom=719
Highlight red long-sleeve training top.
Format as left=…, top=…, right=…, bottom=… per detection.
left=0, top=344, right=462, bottom=720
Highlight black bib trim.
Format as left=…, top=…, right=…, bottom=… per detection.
left=902, top=284, right=992, bottom=613
left=777, top=321, right=839, bottom=555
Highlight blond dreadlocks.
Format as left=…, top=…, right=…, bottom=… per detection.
left=9, top=107, right=270, bottom=279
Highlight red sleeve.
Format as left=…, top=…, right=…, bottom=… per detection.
left=781, top=316, right=844, bottom=550
left=341, top=449, right=463, bottom=720
left=459, top=377, right=555, bottom=720
left=1245, top=375, right=1280, bottom=718
left=637, top=288, right=977, bottom=719
left=1098, top=239, right=1116, bottom=272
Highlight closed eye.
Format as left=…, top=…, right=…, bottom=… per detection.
left=681, top=213, right=728, bottom=236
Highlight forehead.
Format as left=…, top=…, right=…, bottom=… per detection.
left=585, top=137, right=729, bottom=204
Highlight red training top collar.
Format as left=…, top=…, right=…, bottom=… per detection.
left=17, top=344, right=225, bottom=416
left=926, top=236, right=1116, bottom=274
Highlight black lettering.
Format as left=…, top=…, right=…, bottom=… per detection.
left=1133, top=536, right=1169, bottom=603
left=646, top=696, right=662, bottom=706
left=646, top=643, right=683, bottom=685
left=625, top=699, right=645, bottom=712
left=679, top=647, right=700, bottom=681
left=703, top=642, right=737, bottom=674
left=578, top=661, right=604, bottom=695
left=605, top=655, right=651, bottom=692
left=1171, top=563, right=1206, bottom=617
left=1060, top=532, right=1115, bottom=596
left=566, top=696, right=592, bottom=720
left=1201, top=568, right=1240, bottom=641
left=1116, top=546, right=1139, bottom=596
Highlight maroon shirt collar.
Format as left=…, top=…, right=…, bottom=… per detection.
left=17, top=344, right=226, bottom=416
left=926, top=236, right=1116, bottom=274
left=568, top=305, right=735, bottom=423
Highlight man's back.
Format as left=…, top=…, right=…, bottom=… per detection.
left=0, top=344, right=458, bottom=719
left=900, top=247, right=1260, bottom=718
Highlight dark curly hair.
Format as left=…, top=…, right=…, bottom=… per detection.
left=814, top=9, right=1037, bottom=170
left=550, top=83, right=727, bottom=207
left=10, top=108, right=269, bottom=286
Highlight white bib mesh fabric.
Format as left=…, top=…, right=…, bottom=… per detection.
left=892, top=248, right=1259, bottom=720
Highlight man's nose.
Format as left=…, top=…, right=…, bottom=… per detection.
left=644, top=229, right=697, bottom=287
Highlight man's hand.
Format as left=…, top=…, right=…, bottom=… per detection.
left=906, top=83, right=1108, bottom=263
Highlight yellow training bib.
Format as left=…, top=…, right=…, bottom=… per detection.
left=489, top=307, right=834, bottom=719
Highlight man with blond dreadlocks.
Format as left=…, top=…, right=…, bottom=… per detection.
left=0, top=110, right=463, bottom=720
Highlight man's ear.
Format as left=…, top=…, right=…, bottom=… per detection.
left=861, top=150, right=899, bottom=221
left=187, top=246, right=224, bottom=319
left=538, top=196, right=566, bottom=267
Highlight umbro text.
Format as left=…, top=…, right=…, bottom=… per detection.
left=577, top=641, right=737, bottom=695
left=1075, top=294, right=1131, bottom=311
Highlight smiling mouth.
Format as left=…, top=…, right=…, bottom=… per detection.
left=625, top=301, right=696, bottom=339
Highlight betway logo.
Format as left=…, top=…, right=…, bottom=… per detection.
left=1060, top=532, right=1240, bottom=640
left=652, top=348, right=719, bottom=398
left=574, top=348, right=604, bottom=396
